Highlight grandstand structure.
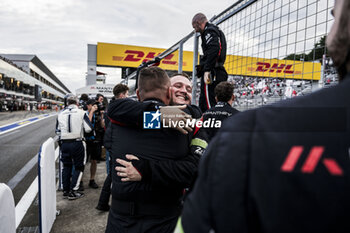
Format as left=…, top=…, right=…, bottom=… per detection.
left=0, top=54, right=70, bottom=111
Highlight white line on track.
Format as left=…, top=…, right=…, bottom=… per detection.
left=15, top=176, right=38, bottom=228
left=7, top=154, right=38, bottom=190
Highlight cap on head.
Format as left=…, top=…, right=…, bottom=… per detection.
left=64, top=93, right=78, bottom=107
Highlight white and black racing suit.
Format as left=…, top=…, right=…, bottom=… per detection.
left=56, top=104, right=93, bottom=192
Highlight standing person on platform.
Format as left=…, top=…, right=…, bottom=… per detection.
left=56, top=94, right=93, bottom=200
left=192, top=13, right=228, bottom=113
left=105, top=67, right=193, bottom=233
left=96, top=84, right=129, bottom=212
left=179, top=2, right=350, bottom=232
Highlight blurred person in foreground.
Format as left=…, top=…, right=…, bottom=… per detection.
left=178, top=2, right=350, bottom=232
left=192, top=13, right=228, bottom=113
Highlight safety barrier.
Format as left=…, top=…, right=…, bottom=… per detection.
left=0, top=183, right=16, bottom=233
left=38, top=137, right=57, bottom=233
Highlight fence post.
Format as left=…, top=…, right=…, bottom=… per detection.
left=192, top=32, right=199, bottom=105
left=178, top=42, right=183, bottom=74
left=38, top=137, right=57, bottom=233
left=0, top=183, right=16, bottom=233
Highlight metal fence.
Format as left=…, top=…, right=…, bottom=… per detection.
left=124, top=0, right=335, bottom=111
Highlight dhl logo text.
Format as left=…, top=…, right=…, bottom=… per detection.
left=112, top=50, right=178, bottom=66
left=248, top=62, right=302, bottom=74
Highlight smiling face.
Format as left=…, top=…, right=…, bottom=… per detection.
left=170, top=75, right=192, bottom=105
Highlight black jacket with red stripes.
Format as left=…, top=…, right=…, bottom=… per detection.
left=182, top=76, right=350, bottom=232
left=200, top=22, right=227, bottom=72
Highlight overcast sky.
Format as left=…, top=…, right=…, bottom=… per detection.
left=0, top=0, right=233, bottom=93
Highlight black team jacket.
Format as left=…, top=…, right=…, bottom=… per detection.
left=201, top=102, right=239, bottom=141
left=200, top=22, right=227, bottom=73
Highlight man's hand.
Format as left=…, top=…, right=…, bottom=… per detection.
left=204, top=71, right=212, bottom=84
left=116, top=154, right=141, bottom=182
left=160, top=105, right=193, bottom=134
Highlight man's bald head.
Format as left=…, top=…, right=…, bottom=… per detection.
left=192, top=13, right=208, bottom=33
left=327, top=0, right=350, bottom=80
left=137, top=66, right=171, bottom=104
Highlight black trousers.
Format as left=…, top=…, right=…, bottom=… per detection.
left=60, top=141, right=86, bottom=191
left=105, top=211, right=178, bottom=233
left=98, top=157, right=112, bottom=206
left=199, top=67, right=228, bottom=113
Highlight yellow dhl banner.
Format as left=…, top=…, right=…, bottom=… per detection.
left=97, top=42, right=321, bottom=80
left=225, top=55, right=321, bottom=80
left=97, top=42, right=194, bottom=72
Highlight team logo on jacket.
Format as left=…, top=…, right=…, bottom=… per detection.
left=143, top=110, right=161, bottom=129
left=281, top=146, right=344, bottom=176
left=205, top=33, right=212, bottom=44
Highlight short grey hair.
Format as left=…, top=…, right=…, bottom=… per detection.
left=192, top=13, right=207, bottom=24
